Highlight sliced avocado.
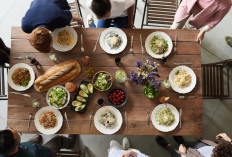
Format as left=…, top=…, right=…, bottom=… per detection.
left=72, top=101, right=82, bottom=107
left=87, top=83, right=93, bottom=93
left=79, top=90, right=88, bottom=98
left=80, top=84, right=89, bottom=94
left=76, top=96, right=86, bottom=102
left=75, top=104, right=86, bottom=111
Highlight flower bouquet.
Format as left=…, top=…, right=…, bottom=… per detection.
left=130, top=59, right=161, bottom=99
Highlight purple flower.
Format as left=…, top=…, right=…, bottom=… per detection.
left=136, top=61, right=142, bottom=68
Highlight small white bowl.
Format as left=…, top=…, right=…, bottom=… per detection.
left=46, top=85, right=70, bottom=109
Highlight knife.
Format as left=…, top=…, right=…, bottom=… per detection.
left=140, top=34, right=144, bottom=54
left=93, top=33, right=101, bottom=52
left=64, top=112, right=70, bottom=132
left=12, top=57, right=25, bottom=60
left=125, top=111, right=128, bottom=131
left=179, top=108, right=182, bottom=128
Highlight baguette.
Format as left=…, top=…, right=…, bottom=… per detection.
left=34, top=60, right=78, bottom=85
left=34, top=60, right=81, bottom=92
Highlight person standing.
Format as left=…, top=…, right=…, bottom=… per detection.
left=171, top=0, right=232, bottom=44
left=21, top=0, right=83, bottom=53
left=87, top=0, right=135, bottom=28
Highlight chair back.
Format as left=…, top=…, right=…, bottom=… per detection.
left=202, top=60, right=232, bottom=99
left=69, top=0, right=84, bottom=28
left=141, top=0, right=178, bottom=28
left=0, top=64, right=9, bottom=100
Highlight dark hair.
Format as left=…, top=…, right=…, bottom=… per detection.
left=0, top=130, right=16, bottom=155
left=29, top=27, right=52, bottom=53
left=91, top=0, right=111, bottom=18
left=212, top=142, right=232, bottom=157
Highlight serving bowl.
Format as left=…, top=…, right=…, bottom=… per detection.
left=92, top=71, right=113, bottom=92
left=108, top=87, right=128, bottom=108
left=46, top=85, right=70, bottom=109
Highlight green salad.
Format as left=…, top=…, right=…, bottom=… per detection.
left=150, top=36, right=168, bottom=54
left=156, top=108, right=175, bottom=126
left=94, top=72, right=111, bottom=90
left=48, top=86, right=68, bottom=108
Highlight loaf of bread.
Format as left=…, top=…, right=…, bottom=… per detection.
left=34, top=60, right=81, bottom=92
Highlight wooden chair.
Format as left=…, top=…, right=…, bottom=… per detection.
left=202, top=59, right=232, bottom=99
left=69, top=0, right=84, bottom=28
left=0, top=64, right=9, bottom=100
left=56, top=147, right=86, bottom=157
left=141, top=0, right=178, bottom=28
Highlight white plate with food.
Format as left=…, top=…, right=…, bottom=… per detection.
left=145, top=31, right=173, bottom=59
left=52, top=26, right=78, bottom=52
left=34, top=106, right=63, bottom=135
left=151, top=103, right=179, bottom=132
left=99, top=27, right=127, bottom=54
left=169, top=66, right=197, bottom=94
left=94, top=106, right=123, bottom=134
left=8, top=63, right=35, bottom=91
left=46, top=85, right=70, bottom=110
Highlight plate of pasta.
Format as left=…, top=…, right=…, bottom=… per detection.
left=169, top=66, right=197, bottom=94
left=151, top=103, right=179, bottom=132
left=52, top=26, right=78, bottom=52
left=94, top=106, right=123, bottom=134
left=34, top=106, right=63, bottom=135
left=8, top=63, right=35, bottom=91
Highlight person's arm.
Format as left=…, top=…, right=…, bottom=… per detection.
left=127, top=4, right=135, bottom=28
left=216, top=133, right=232, bottom=142
left=197, top=7, right=230, bottom=44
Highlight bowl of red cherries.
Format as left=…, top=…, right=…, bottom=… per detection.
left=108, top=88, right=128, bottom=108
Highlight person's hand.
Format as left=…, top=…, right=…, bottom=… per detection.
left=120, top=150, right=138, bottom=157
left=72, top=13, right=84, bottom=25
left=179, top=144, right=187, bottom=157
left=216, top=133, right=231, bottom=142
left=196, top=30, right=206, bottom=44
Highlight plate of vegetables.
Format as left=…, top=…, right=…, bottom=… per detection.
left=46, top=85, right=70, bottom=109
left=8, top=63, right=35, bottom=91
left=145, top=32, right=173, bottom=59
left=71, top=81, right=94, bottom=113
left=151, top=103, right=179, bottom=132
left=92, top=71, right=113, bottom=91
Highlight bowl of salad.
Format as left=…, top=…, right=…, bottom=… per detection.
left=46, top=85, right=70, bottom=109
left=92, top=71, right=113, bottom=91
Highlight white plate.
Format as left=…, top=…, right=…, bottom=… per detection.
left=169, top=66, right=197, bottom=94
left=151, top=103, right=179, bottom=132
left=7, top=63, right=35, bottom=91
left=34, top=106, right=63, bottom=135
left=94, top=106, right=123, bottom=134
left=46, top=85, right=70, bottom=110
left=99, top=27, right=127, bottom=54
left=52, top=26, right=78, bottom=52
left=145, top=31, right=173, bottom=59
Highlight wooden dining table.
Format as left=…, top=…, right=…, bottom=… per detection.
left=8, top=26, right=202, bottom=135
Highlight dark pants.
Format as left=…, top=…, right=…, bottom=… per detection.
left=43, top=136, right=74, bottom=155
left=90, top=16, right=128, bottom=28
left=167, top=142, right=208, bottom=157
left=0, top=38, right=10, bottom=64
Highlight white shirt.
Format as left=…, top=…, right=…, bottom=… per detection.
left=87, top=0, right=134, bottom=18
left=197, top=146, right=214, bottom=157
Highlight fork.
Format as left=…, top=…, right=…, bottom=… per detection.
left=27, top=113, right=32, bottom=131
left=147, top=110, right=150, bottom=127
left=81, top=34, right=84, bottom=54
left=129, top=35, right=134, bottom=53
left=88, top=112, right=93, bottom=131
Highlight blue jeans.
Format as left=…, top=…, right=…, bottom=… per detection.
left=89, top=16, right=128, bottom=28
